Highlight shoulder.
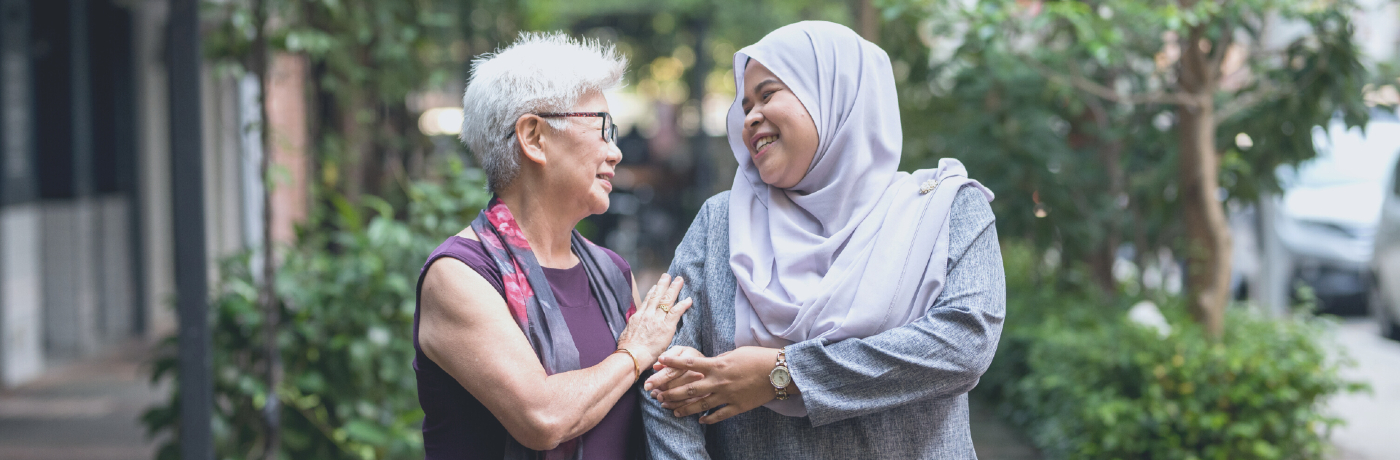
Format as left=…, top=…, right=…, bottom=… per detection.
left=701, top=191, right=731, bottom=218
left=697, top=191, right=731, bottom=229
left=421, top=251, right=498, bottom=311
left=426, top=235, right=493, bottom=273
left=421, top=235, right=505, bottom=297
left=596, top=245, right=634, bottom=279
left=946, top=184, right=998, bottom=263
left=670, top=192, right=732, bottom=272
left=948, top=185, right=994, bottom=233
left=676, top=191, right=732, bottom=238
left=597, top=245, right=629, bottom=271
left=704, top=190, right=732, bottom=208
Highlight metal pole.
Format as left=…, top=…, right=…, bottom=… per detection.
left=167, top=0, right=211, bottom=458
left=687, top=16, right=712, bottom=197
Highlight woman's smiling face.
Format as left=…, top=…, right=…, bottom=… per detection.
left=541, top=91, right=621, bottom=217
left=740, top=59, right=819, bottom=189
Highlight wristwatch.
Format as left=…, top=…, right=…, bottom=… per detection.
left=769, top=347, right=792, bottom=400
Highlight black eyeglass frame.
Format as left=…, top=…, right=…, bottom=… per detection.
left=504, top=112, right=618, bottom=144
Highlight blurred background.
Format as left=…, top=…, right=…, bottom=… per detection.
left=0, top=0, right=1398, bottom=459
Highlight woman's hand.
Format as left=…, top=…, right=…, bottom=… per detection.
left=650, top=346, right=795, bottom=424
left=615, top=274, right=692, bottom=372
left=644, top=346, right=707, bottom=394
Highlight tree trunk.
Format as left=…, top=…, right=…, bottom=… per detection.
left=250, top=0, right=281, bottom=457
left=1069, top=95, right=1123, bottom=296
left=853, top=0, right=880, bottom=44
left=1176, top=26, right=1231, bottom=338
left=1093, top=107, right=1126, bottom=297
left=340, top=85, right=370, bottom=204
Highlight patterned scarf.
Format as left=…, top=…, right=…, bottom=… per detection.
left=470, top=197, right=634, bottom=460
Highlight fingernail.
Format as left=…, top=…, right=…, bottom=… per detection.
left=644, top=382, right=652, bottom=391
left=673, top=411, right=681, bottom=417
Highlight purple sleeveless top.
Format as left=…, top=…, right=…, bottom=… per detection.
left=413, top=236, right=639, bottom=460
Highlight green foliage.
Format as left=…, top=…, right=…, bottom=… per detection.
left=203, top=0, right=473, bottom=205
left=888, top=0, right=1371, bottom=290
left=144, top=159, right=490, bottom=460
left=978, top=244, right=1367, bottom=460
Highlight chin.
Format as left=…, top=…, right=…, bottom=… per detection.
left=757, top=169, right=788, bottom=189
left=589, top=194, right=611, bottom=216
left=754, top=157, right=784, bottom=186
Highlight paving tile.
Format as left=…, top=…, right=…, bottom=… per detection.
left=0, top=341, right=167, bottom=460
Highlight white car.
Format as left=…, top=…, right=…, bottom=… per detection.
left=1266, top=114, right=1400, bottom=318
left=1364, top=113, right=1400, bottom=339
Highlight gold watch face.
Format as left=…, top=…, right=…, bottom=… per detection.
left=769, top=367, right=791, bottom=388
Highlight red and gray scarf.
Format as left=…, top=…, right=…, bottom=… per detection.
left=470, top=197, right=635, bottom=460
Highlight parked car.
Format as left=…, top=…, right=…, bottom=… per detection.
left=1271, top=113, right=1400, bottom=316
left=1364, top=113, right=1400, bottom=339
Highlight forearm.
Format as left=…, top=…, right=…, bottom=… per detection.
left=424, top=242, right=691, bottom=451
left=785, top=303, right=1001, bottom=425
left=787, top=217, right=1005, bottom=426
left=522, top=352, right=640, bottom=448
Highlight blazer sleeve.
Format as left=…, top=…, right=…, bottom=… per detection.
left=641, top=197, right=717, bottom=460
left=784, top=186, right=1007, bottom=427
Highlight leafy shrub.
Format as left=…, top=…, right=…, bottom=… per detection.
left=978, top=243, right=1366, bottom=460
left=144, top=159, right=490, bottom=460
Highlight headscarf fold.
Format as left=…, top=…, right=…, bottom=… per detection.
left=726, top=21, right=994, bottom=416
left=471, top=197, right=635, bottom=460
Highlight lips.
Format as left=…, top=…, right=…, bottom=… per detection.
left=596, top=172, right=613, bottom=192
left=750, top=133, right=779, bottom=158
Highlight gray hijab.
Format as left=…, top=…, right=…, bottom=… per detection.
left=726, top=21, right=993, bottom=416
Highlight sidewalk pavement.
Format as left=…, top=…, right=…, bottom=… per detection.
left=0, top=341, right=167, bottom=460
left=0, top=339, right=1039, bottom=460
left=1325, top=318, right=1400, bottom=460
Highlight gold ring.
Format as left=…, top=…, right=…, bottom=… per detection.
left=658, top=302, right=671, bottom=313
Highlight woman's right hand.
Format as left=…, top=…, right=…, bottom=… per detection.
left=616, top=274, right=692, bottom=370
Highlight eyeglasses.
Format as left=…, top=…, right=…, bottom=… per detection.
left=504, top=112, right=618, bottom=144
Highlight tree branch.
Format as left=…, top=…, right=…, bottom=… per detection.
left=1215, top=82, right=1280, bottom=122
left=1206, top=22, right=1236, bottom=90
left=1216, top=55, right=1328, bottom=124
left=1026, top=59, right=1199, bottom=107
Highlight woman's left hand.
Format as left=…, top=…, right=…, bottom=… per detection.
left=650, top=346, right=793, bottom=424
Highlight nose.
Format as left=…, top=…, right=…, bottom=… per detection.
left=606, top=140, right=622, bottom=166
left=745, top=107, right=764, bottom=128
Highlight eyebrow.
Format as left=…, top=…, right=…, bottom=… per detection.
left=741, top=79, right=782, bottom=106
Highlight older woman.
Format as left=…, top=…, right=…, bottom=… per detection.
left=641, top=21, right=1005, bottom=458
left=414, top=33, right=690, bottom=460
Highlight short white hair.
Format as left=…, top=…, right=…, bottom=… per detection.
left=460, top=32, right=627, bottom=192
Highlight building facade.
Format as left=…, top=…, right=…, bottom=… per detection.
left=0, top=0, right=266, bottom=388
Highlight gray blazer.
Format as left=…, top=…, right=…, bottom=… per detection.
left=642, top=187, right=1006, bottom=460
